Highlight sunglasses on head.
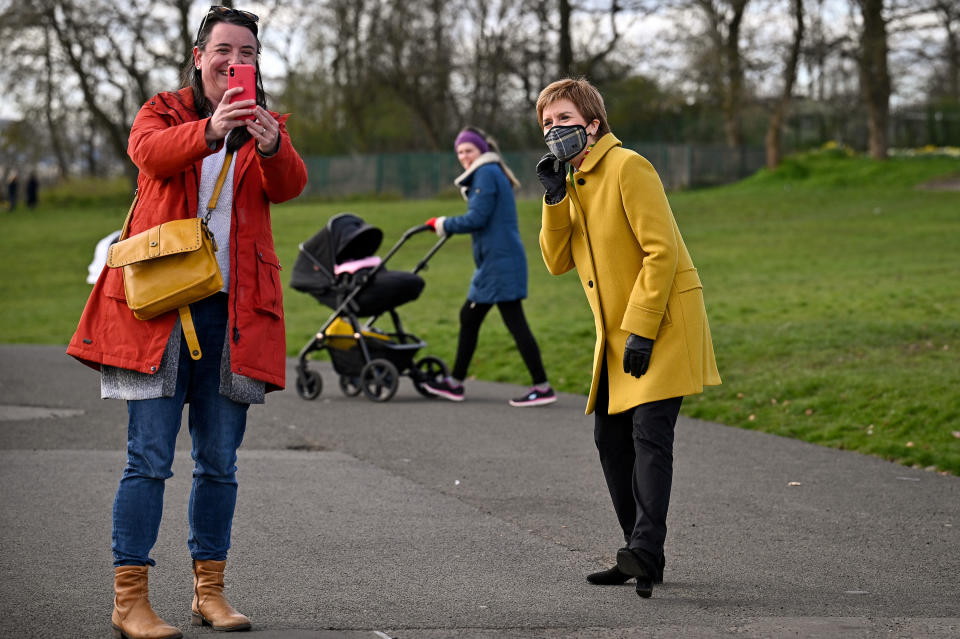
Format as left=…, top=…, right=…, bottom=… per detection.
left=195, top=5, right=259, bottom=45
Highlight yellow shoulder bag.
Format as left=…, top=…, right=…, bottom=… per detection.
left=106, top=153, right=234, bottom=361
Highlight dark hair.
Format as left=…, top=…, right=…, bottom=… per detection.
left=180, top=12, right=266, bottom=153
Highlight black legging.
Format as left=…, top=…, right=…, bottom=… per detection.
left=452, top=299, right=547, bottom=385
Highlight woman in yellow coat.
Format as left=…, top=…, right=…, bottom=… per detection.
left=536, top=78, right=721, bottom=598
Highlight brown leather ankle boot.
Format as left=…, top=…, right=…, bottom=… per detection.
left=111, top=565, right=182, bottom=639
left=191, top=559, right=251, bottom=631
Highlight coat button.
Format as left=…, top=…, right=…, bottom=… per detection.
left=577, top=178, right=586, bottom=185
left=150, top=366, right=157, bottom=372
left=588, top=280, right=594, bottom=288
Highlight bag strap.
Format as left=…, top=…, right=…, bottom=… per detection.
left=117, top=151, right=235, bottom=241
left=179, top=306, right=203, bottom=360
left=182, top=152, right=233, bottom=360
left=204, top=151, right=234, bottom=223
left=118, top=193, right=138, bottom=241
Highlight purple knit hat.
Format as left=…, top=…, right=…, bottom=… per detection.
left=454, top=129, right=489, bottom=153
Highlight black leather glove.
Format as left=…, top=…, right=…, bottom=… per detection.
left=536, top=153, right=567, bottom=205
left=623, top=334, right=654, bottom=378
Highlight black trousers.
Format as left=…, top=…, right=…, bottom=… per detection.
left=593, top=362, right=682, bottom=557
left=452, top=299, right=547, bottom=385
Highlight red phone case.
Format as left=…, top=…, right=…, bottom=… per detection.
left=227, top=64, right=256, bottom=120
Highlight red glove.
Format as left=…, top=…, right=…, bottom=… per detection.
left=425, top=216, right=447, bottom=237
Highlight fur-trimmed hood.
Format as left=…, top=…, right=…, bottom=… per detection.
left=454, top=152, right=520, bottom=200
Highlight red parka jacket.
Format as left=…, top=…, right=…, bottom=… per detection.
left=67, top=88, right=307, bottom=391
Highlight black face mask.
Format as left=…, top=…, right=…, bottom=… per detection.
left=544, top=124, right=588, bottom=162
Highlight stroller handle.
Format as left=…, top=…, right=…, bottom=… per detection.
left=374, top=223, right=449, bottom=274
left=403, top=224, right=434, bottom=239
left=340, top=221, right=449, bottom=332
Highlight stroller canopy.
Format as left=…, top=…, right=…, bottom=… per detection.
left=291, top=213, right=383, bottom=295
left=291, top=213, right=425, bottom=316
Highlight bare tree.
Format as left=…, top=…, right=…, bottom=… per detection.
left=2, top=0, right=189, bottom=178
left=803, top=0, right=852, bottom=103
left=45, top=2, right=139, bottom=177
left=560, top=0, right=573, bottom=76
left=854, top=0, right=891, bottom=159
left=932, top=0, right=959, bottom=100
left=41, top=24, right=70, bottom=178
left=515, top=0, right=556, bottom=111
left=4, top=0, right=957, bottom=178
left=897, top=1, right=960, bottom=102
left=373, top=0, right=456, bottom=149
left=520, top=0, right=629, bottom=87
left=327, top=0, right=380, bottom=150
left=690, top=0, right=751, bottom=148
left=766, top=0, right=805, bottom=168
left=576, top=1, right=627, bottom=79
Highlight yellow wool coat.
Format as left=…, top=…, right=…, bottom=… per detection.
left=540, top=133, right=721, bottom=414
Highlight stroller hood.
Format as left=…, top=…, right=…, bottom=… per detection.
left=291, top=213, right=383, bottom=295
left=292, top=212, right=430, bottom=316
left=307, top=213, right=383, bottom=266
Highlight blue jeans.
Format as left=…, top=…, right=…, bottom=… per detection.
left=112, top=293, right=249, bottom=567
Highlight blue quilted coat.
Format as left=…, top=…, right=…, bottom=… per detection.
left=443, top=155, right=527, bottom=303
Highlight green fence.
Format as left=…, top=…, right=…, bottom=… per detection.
left=302, top=143, right=768, bottom=200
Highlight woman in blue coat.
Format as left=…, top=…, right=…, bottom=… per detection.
left=424, top=127, right=555, bottom=406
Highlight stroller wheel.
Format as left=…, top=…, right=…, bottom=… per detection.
left=360, top=358, right=399, bottom=402
left=295, top=369, right=323, bottom=400
left=412, top=356, right=450, bottom=398
left=339, top=375, right=362, bottom=397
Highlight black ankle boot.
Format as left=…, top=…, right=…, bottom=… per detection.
left=616, top=547, right=658, bottom=598
left=586, top=565, right=631, bottom=585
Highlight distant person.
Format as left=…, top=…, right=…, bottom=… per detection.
left=66, top=6, right=306, bottom=638
left=422, top=127, right=555, bottom=407
left=25, top=171, right=38, bottom=209
left=6, top=171, right=18, bottom=211
left=535, top=78, right=721, bottom=598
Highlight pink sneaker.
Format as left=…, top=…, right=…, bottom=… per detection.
left=509, top=387, right=556, bottom=407
left=423, top=379, right=465, bottom=402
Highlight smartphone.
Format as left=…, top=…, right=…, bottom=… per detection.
left=227, top=64, right=256, bottom=120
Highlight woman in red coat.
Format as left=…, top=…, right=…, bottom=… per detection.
left=67, top=7, right=306, bottom=638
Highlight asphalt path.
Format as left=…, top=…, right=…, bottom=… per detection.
left=0, top=345, right=957, bottom=638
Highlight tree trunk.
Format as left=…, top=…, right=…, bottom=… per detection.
left=936, top=0, right=959, bottom=100
left=559, top=0, right=573, bottom=77
left=696, top=0, right=749, bottom=149
left=856, top=0, right=890, bottom=160
left=721, top=1, right=747, bottom=148
left=42, top=26, right=70, bottom=179
left=765, top=0, right=804, bottom=169
left=174, top=0, right=194, bottom=66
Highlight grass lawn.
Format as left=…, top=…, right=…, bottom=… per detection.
left=2, top=150, right=958, bottom=474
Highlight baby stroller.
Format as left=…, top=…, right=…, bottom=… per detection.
left=290, top=213, right=450, bottom=402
